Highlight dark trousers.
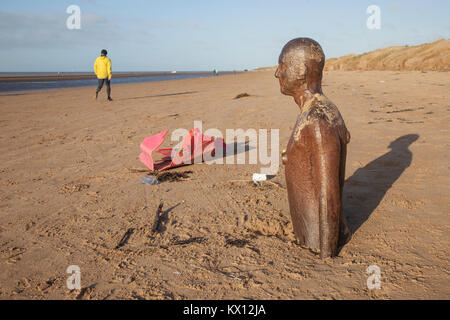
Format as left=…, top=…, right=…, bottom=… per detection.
left=96, top=78, right=111, bottom=98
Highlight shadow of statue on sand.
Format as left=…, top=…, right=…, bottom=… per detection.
left=344, top=134, right=419, bottom=234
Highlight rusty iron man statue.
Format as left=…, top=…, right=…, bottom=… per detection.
left=275, top=38, right=352, bottom=258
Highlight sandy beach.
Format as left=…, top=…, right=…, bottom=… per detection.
left=0, top=70, right=449, bottom=299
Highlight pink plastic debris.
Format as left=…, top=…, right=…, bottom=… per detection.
left=139, top=130, right=168, bottom=171
left=139, top=128, right=225, bottom=171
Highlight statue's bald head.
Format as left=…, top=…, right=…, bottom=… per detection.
left=275, top=38, right=325, bottom=97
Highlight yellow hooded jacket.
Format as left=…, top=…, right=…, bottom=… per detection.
left=94, top=56, right=112, bottom=79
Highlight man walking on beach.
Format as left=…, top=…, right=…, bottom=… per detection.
left=94, top=49, right=113, bottom=101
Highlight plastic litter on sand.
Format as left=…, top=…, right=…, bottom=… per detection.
left=140, top=175, right=159, bottom=185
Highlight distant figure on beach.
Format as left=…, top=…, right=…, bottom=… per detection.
left=275, top=38, right=352, bottom=258
left=94, top=49, right=113, bottom=101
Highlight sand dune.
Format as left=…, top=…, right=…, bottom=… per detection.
left=325, top=39, right=450, bottom=71
left=259, top=39, right=450, bottom=72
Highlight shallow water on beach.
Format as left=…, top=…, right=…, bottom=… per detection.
left=0, top=72, right=231, bottom=93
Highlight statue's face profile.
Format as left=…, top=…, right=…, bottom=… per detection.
left=274, top=51, right=307, bottom=96
left=275, top=38, right=325, bottom=98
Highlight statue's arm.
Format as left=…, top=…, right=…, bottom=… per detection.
left=282, top=135, right=293, bottom=164
left=311, top=119, right=342, bottom=258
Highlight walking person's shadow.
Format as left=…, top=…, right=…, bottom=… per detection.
left=344, top=134, right=419, bottom=234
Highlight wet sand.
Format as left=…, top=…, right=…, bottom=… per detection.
left=0, top=70, right=448, bottom=299
left=0, top=72, right=227, bottom=83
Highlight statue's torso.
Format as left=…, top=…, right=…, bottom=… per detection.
left=284, top=94, right=350, bottom=251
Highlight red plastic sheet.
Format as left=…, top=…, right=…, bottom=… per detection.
left=139, top=128, right=225, bottom=171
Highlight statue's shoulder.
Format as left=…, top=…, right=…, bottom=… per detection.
left=294, top=94, right=350, bottom=144
left=303, top=94, right=341, bottom=123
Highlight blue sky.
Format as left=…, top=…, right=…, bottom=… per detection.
left=0, top=0, right=448, bottom=72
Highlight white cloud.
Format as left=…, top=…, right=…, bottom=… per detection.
left=0, top=11, right=148, bottom=50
